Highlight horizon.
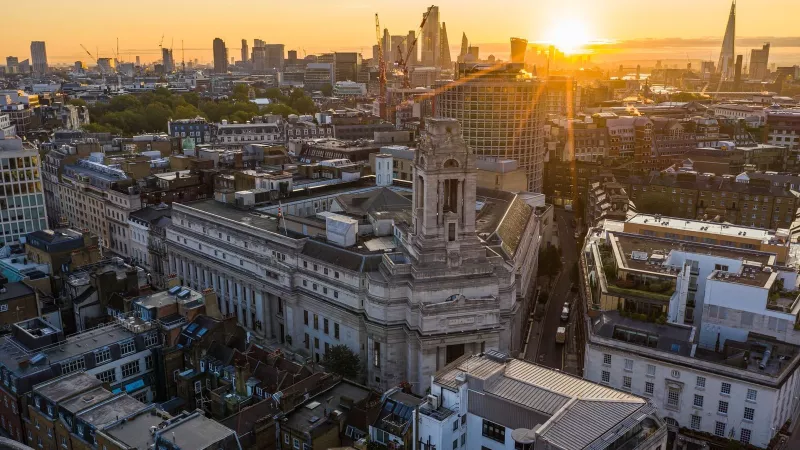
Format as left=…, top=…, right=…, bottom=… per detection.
left=4, top=0, right=800, bottom=65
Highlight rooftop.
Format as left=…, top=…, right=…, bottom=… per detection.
left=77, top=394, right=147, bottom=428
left=284, top=381, right=372, bottom=434
left=133, top=286, right=204, bottom=310
left=33, top=372, right=103, bottom=403
left=0, top=281, right=34, bottom=302
left=626, top=213, right=789, bottom=247
left=102, top=408, right=163, bottom=450
left=157, top=411, right=236, bottom=449
left=59, top=386, right=115, bottom=414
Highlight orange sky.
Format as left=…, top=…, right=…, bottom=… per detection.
left=4, top=0, right=800, bottom=64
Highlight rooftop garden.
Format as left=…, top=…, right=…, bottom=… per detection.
left=599, top=244, right=676, bottom=302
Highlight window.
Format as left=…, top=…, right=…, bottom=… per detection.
left=482, top=419, right=505, bottom=443
left=667, top=387, right=680, bottom=408
left=293, top=438, right=300, bottom=449
left=144, top=333, right=159, bottom=347
left=121, top=360, right=140, bottom=379
left=721, top=382, right=731, bottom=395
left=671, top=370, right=680, bottom=379
left=693, top=394, right=703, bottom=408
left=314, top=337, right=319, bottom=349
left=744, top=407, right=754, bottom=421
left=304, top=310, right=309, bottom=325
left=453, top=420, right=458, bottom=431
left=603, top=353, right=612, bottom=365
left=718, top=400, right=728, bottom=415
left=145, top=355, right=154, bottom=370
left=96, top=369, right=117, bottom=384
left=119, top=340, right=136, bottom=356
left=715, top=421, right=726, bottom=437
left=453, top=440, right=458, bottom=450
left=304, top=333, right=310, bottom=349
left=95, top=348, right=111, bottom=364
left=740, top=428, right=751, bottom=444
left=335, top=271, right=339, bottom=279
left=313, top=314, right=319, bottom=330
left=645, top=382, right=654, bottom=395
left=622, top=376, right=632, bottom=390
left=324, top=319, right=329, bottom=334
left=691, top=415, right=701, bottom=429
left=334, top=291, right=339, bottom=299
left=61, top=357, right=85, bottom=375
left=696, top=376, right=706, bottom=389
left=462, top=415, right=467, bottom=425
left=646, top=364, right=656, bottom=377
left=601, top=370, right=610, bottom=383
left=460, top=434, right=466, bottom=447
left=373, top=342, right=381, bottom=367
left=746, top=388, right=757, bottom=402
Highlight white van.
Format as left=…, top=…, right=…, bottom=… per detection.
left=561, top=303, right=570, bottom=321
left=555, top=327, right=566, bottom=344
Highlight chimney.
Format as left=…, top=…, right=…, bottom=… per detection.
left=201, top=288, right=223, bottom=320
left=234, top=359, right=251, bottom=396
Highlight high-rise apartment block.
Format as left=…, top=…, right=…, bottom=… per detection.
left=435, top=63, right=546, bottom=192
left=241, top=38, right=249, bottom=63
left=30, top=41, right=48, bottom=75
left=749, top=42, right=770, bottom=80
left=213, top=38, right=228, bottom=74
left=1, top=138, right=47, bottom=246
left=421, top=6, right=440, bottom=67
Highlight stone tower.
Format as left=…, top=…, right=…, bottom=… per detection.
left=410, top=118, right=484, bottom=269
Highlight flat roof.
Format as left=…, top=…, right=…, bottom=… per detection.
left=102, top=408, right=163, bottom=449
left=284, top=381, right=371, bottom=433
left=60, top=386, right=114, bottom=413
left=181, top=199, right=280, bottom=233
left=626, top=214, right=786, bottom=245
left=77, top=395, right=146, bottom=428
left=160, top=413, right=235, bottom=449
left=34, top=372, right=103, bottom=403
left=0, top=281, right=34, bottom=302
left=134, top=288, right=204, bottom=309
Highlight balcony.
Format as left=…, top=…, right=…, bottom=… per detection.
left=767, top=290, right=800, bottom=313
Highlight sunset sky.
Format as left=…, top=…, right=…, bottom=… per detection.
left=4, top=0, right=800, bottom=64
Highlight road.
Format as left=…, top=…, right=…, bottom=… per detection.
left=535, top=209, right=577, bottom=370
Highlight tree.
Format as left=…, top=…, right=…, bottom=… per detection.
left=263, top=103, right=298, bottom=117
left=232, top=84, right=250, bottom=102
left=322, top=345, right=361, bottom=379
left=321, top=84, right=333, bottom=97
left=68, top=99, right=87, bottom=107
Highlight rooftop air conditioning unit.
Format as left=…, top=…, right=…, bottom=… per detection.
left=425, top=394, right=439, bottom=409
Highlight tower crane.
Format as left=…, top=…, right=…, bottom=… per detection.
left=375, top=13, right=386, bottom=119
left=79, top=44, right=101, bottom=74
left=396, top=5, right=433, bottom=89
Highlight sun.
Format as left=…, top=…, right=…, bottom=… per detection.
left=544, top=17, right=594, bottom=54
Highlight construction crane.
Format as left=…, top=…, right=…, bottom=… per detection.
left=79, top=44, right=101, bottom=74
left=158, top=34, right=164, bottom=51
left=396, top=5, right=432, bottom=89
left=375, top=13, right=386, bottom=119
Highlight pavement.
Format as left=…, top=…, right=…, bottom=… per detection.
left=524, top=209, right=580, bottom=373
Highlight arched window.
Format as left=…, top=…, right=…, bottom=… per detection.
left=443, top=159, right=459, bottom=168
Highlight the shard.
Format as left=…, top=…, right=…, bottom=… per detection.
left=458, top=32, right=469, bottom=62
left=717, top=0, right=736, bottom=80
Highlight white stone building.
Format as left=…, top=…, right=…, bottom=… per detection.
left=165, top=118, right=544, bottom=393
left=581, top=217, right=800, bottom=448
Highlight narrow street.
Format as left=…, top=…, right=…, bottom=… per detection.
left=534, top=209, right=577, bottom=370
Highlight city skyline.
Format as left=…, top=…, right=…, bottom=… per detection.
left=3, top=0, right=800, bottom=64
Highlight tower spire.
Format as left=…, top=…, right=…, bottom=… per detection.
left=717, top=0, right=736, bottom=80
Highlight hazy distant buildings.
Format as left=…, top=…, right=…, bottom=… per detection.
left=5, top=57, right=19, bottom=74
left=435, top=63, right=546, bottom=192
left=439, top=22, right=451, bottom=69
left=30, top=41, right=48, bottom=75
left=421, top=5, right=440, bottom=66
left=265, top=44, right=285, bottom=72
left=458, top=33, right=469, bottom=62
left=749, top=42, right=770, bottom=80
left=717, top=0, right=736, bottom=80
left=406, top=30, right=418, bottom=65
left=213, top=38, right=228, bottom=73
left=334, top=52, right=361, bottom=83
left=241, top=39, right=249, bottom=63
left=510, top=37, right=527, bottom=63
left=161, top=47, right=174, bottom=73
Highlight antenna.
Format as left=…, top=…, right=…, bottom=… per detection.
left=181, top=39, right=185, bottom=74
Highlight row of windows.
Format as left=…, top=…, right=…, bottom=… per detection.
left=303, top=310, right=341, bottom=339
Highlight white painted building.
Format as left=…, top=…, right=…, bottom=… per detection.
left=165, top=119, right=544, bottom=393
left=582, top=219, right=800, bottom=448
left=413, top=352, right=667, bottom=450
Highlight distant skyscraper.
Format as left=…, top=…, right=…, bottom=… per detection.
left=717, top=0, right=736, bottom=80
left=439, top=22, right=452, bottom=69
left=213, top=38, right=228, bottom=73
left=287, top=50, right=297, bottom=64
left=135, top=55, right=141, bottom=66
left=372, top=45, right=380, bottom=63
left=749, top=43, right=770, bottom=80
left=391, top=36, right=405, bottom=65
left=6, top=56, right=19, bottom=74
left=421, top=5, right=440, bottom=66
left=241, top=39, right=249, bottom=63
left=459, top=33, right=469, bottom=62
left=510, top=37, right=528, bottom=64
left=162, top=48, right=174, bottom=73
left=30, top=41, right=48, bottom=75
left=264, top=44, right=285, bottom=72
left=407, top=30, right=418, bottom=65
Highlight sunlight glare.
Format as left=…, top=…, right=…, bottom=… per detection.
left=544, top=17, right=593, bottom=54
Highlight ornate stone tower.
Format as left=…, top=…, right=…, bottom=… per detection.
left=410, top=118, right=484, bottom=269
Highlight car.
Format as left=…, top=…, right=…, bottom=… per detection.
left=560, top=304, right=570, bottom=321
left=555, top=327, right=567, bottom=344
